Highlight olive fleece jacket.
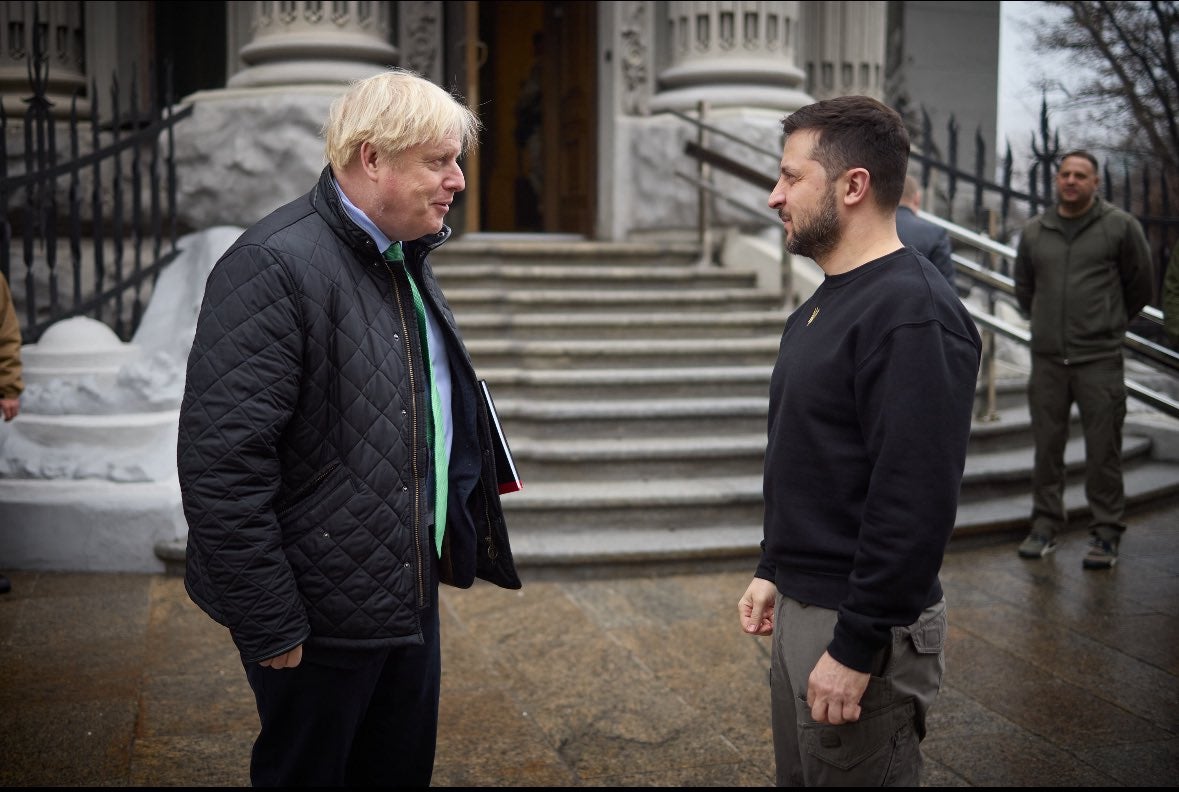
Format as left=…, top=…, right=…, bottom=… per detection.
left=1014, top=198, right=1153, bottom=364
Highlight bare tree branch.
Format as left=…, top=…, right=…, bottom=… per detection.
left=1039, top=0, right=1179, bottom=183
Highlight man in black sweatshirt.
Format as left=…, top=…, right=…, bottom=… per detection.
left=737, top=96, right=981, bottom=786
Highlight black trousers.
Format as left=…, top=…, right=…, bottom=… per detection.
left=1028, top=354, right=1127, bottom=540
left=243, top=594, right=441, bottom=787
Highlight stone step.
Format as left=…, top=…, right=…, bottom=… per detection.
left=481, top=365, right=773, bottom=400
left=957, top=434, right=1154, bottom=504
left=467, top=336, right=781, bottom=369
left=432, top=238, right=702, bottom=269
left=442, top=287, right=786, bottom=314
left=971, top=375, right=1031, bottom=413
left=954, top=459, right=1179, bottom=537
left=435, top=263, right=758, bottom=291
left=508, top=432, right=1155, bottom=486
left=512, top=434, right=767, bottom=482
left=966, top=405, right=1051, bottom=452
left=494, top=396, right=768, bottom=439
left=503, top=459, right=1179, bottom=569
left=500, top=475, right=764, bottom=533
left=455, top=310, right=789, bottom=341
left=480, top=365, right=1023, bottom=405
left=493, top=397, right=1069, bottom=449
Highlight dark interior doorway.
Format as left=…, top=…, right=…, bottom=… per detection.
left=477, top=1, right=596, bottom=236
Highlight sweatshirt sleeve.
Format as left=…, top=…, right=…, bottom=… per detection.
left=827, top=319, right=980, bottom=672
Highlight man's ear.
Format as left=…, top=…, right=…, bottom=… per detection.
left=358, top=141, right=383, bottom=181
left=842, top=167, right=871, bottom=206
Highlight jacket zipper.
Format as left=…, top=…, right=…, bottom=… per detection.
left=383, top=259, right=426, bottom=606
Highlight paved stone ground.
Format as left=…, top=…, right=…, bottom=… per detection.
left=2, top=497, right=1177, bottom=787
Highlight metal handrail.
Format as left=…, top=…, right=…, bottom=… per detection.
left=964, top=301, right=1179, bottom=417
left=662, top=107, right=780, bottom=163
left=672, top=170, right=779, bottom=228
left=671, top=126, right=1179, bottom=421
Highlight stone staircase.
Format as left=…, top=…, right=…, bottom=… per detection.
left=432, top=238, right=1179, bottom=572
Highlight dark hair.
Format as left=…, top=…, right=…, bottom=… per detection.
left=1058, top=149, right=1099, bottom=173
left=781, top=95, right=909, bottom=210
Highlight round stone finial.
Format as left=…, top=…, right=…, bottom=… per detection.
left=35, top=316, right=125, bottom=352
left=21, top=317, right=141, bottom=384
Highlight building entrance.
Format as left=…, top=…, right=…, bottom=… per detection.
left=475, top=1, right=596, bottom=236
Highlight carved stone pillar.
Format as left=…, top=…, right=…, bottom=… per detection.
left=0, top=1, right=86, bottom=118
left=801, top=1, right=886, bottom=101
left=617, top=1, right=655, bottom=116
left=227, top=0, right=398, bottom=88
left=397, top=1, right=443, bottom=85
left=650, top=0, right=811, bottom=111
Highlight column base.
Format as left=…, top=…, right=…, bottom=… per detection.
left=650, top=84, right=813, bottom=112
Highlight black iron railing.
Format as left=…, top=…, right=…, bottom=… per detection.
left=0, top=18, right=193, bottom=343
left=910, top=97, right=1178, bottom=306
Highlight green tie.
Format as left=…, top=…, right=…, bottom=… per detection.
left=385, top=242, right=447, bottom=557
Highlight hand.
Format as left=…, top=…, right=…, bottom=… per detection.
left=0, top=397, right=18, bottom=421
left=259, top=644, right=303, bottom=669
left=738, top=577, right=777, bottom=636
left=806, top=650, right=870, bottom=725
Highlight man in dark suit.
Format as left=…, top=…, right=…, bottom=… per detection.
left=896, top=175, right=955, bottom=287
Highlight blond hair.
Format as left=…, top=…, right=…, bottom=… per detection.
left=323, top=68, right=481, bottom=170
left=902, top=175, right=921, bottom=205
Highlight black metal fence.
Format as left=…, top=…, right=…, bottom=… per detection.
left=0, top=24, right=193, bottom=344
left=909, top=98, right=1178, bottom=305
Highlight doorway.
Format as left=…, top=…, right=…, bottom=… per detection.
left=476, top=1, right=597, bottom=236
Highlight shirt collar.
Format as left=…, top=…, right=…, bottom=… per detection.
left=331, top=176, right=397, bottom=253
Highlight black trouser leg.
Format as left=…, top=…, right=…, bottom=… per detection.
left=1029, top=355, right=1073, bottom=537
left=1073, top=355, right=1127, bottom=539
left=244, top=595, right=441, bottom=787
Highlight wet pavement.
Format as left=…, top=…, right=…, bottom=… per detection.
left=2, top=498, right=1178, bottom=787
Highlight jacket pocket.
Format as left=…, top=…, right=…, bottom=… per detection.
left=277, top=462, right=357, bottom=543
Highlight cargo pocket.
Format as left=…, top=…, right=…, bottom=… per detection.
left=905, top=602, right=947, bottom=655
left=796, top=696, right=918, bottom=784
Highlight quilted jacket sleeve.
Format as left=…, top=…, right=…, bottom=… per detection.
left=178, top=243, right=311, bottom=663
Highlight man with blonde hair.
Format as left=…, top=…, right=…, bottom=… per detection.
left=179, top=68, right=520, bottom=786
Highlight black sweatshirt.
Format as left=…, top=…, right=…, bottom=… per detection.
left=756, top=248, right=981, bottom=672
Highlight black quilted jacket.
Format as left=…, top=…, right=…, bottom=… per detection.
left=178, top=167, right=520, bottom=664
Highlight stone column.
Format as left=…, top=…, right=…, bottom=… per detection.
left=650, top=0, right=811, bottom=112
left=801, top=1, right=886, bottom=101
left=173, top=2, right=404, bottom=232
left=618, top=2, right=811, bottom=244
left=397, top=1, right=444, bottom=86
left=227, top=0, right=398, bottom=89
left=0, top=1, right=86, bottom=119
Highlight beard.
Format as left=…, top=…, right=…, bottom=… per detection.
left=785, top=185, right=841, bottom=261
